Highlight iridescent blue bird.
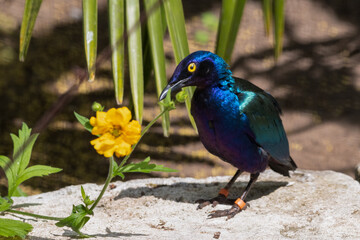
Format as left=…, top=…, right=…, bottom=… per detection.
left=159, top=51, right=297, bottom=219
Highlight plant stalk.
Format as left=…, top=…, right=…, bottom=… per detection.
left=6, top=209, right=63, bottom=221
left=89, top=156, right=114, bottom=211
left=118, top=103, right=175, bottom=169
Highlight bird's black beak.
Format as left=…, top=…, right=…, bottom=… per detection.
left=159, top=77, right=191, bottom=101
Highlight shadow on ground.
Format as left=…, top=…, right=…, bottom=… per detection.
left=114, top=180, right=289, bottom=204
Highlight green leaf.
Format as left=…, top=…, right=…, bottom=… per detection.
left=0, top=155, right=14, bottom=193
left=126, top=0, right=144, bottom=124
left=109, top=0, right=125, bottom=104
left=144, top=0, right=171, bottom=137
left=215, top=0, right=246, bottom=63
left=81, top=186, right=86, bottom=200
left=163, top=0, right=197, bottom=133
left=19, top=0, right=43, bottom=61
left=0, top=218, right=33, bottom=239
left=0, top=123, right=59, bottom=198
left=12, top=187, right=28, bottom=197
left=0, top=197, right=12, bottom=212
left=80, top=186, right=94, bottom=206
left=262, top=0, right=272, bottom=36
left=11, top=123, right=38, bottom=176
left=74, top=111, right=93, bottom=133
left=274, top=0, right=285, bottom=60
left=6, top=123, right=38, bottom=197
left=83, top=0, right=98, bottom=82
left=16, top=165, right=62, bottom=186
left=56, top=204, right=92, bottom=236
left=114, top=157, right=177, bottom=178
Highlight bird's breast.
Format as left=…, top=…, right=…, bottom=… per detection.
left=191, top=86, right=267, bottom=173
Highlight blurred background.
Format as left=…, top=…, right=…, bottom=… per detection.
left=0, top=0, right=359, bottom=195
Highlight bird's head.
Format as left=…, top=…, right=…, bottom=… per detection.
left=159, top=51, right=232, bottom=101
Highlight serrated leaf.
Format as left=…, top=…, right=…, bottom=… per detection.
left=74, top=111, right=93, bottom=133
left=16, top=165, right=62, bottom=186
left=83, top=0, right=98, bottom=82
left=126, top=0, right=144, bottom=124
left=11, top=123, right=38, bottom=176
left=0, top=218, right=33, bottom=239
left=0, top=197, right=12, bottom=212
left=56, top=204, right=91, bottom=235
left=144, top=0, right=170, bottom=137
left=80, top=186, right=94, bottom=206
left=114, top=157, right=177, bottom=177
left=19, top=0, right=43, bottom=61
left=109, top=0, right=125, bottom=104
left=7, top=123, right=38, bottom=197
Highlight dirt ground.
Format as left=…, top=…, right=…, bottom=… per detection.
left=0, top=0, right=359, bottom=194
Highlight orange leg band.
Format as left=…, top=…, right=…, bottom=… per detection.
left=234, top=198, right=247, bottom=210
left=218, top=188, right=229, bottom=198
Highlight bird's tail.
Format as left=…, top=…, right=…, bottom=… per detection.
left=268, top=156, right=297, bottom=177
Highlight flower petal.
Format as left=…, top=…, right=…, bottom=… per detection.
left=106, top=107, right=132, bottom=128
left=122, top=120, right=141, bottom=145
left=91, top=111, right=112, bottom=135
left=90, top=133, right=116, bottom=157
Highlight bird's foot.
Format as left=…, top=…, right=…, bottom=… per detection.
left=208, top=199, right=248, bottom=220
left=196, top=194, right=233, bottom=210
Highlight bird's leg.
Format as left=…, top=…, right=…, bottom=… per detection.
left=209, top=172, right=259, bottom=220
left=197, top=170, right=242, bottom=209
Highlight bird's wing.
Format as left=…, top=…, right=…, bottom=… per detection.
left=234, top=78, right=291, bottom=166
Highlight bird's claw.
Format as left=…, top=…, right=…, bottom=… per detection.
left=196, top=195, right=233, bottom=209
left=208, top=203, right=249, bottom=220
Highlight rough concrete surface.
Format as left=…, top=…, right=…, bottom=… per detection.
left=4, top=170, right=360, bottom=239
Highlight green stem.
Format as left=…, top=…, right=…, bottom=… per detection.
left=89, top=156, right=114, bottom=211
left=6, top=209, right=63, bottom=221
left=118, top=103, right=176, bottom=169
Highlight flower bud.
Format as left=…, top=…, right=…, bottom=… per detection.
left=92, top=101, right=104, bottom=112
left=175, top=90, right=188, bottom=103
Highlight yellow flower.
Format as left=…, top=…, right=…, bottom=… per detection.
left=89, top=107, right=141, bottom=158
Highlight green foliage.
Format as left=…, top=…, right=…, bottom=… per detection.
left=126, top=0, right=144, bottom=124
left=261, top=0, right=285, bottom=59
left=0, top=197, right=11, bottom=212
left=216, top=0, right=247, bottom=63
left=81, top=186, right=95, bottom=206
left=163, top=0, right=197, bottom=132
left=55, top=186, right=94, bottom=236
left=56, top=204, right=92, bottom=237
left=19, top=0, right=42, bottom=61
left=83, top=0, right=98, bottom=82
left=144, top=0, right=171, bottom=137
left=0, top=218, right=33, bottom=239
left=109, top=0, right=125, bottom=104
left=0, top=123, right=61, bottom=239
left=0, top=123, right=61, bottom=198
left=74, top=111, right=93, bottom=133
left=273, top=0, right=285, bottom=59
left=112, top=157, right=177, bottom=179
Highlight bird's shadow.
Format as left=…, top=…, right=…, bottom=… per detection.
left=114, top=180, right=289, bottom=205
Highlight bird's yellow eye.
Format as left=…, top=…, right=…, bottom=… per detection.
left=188, top=62, right=196, bottom=72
